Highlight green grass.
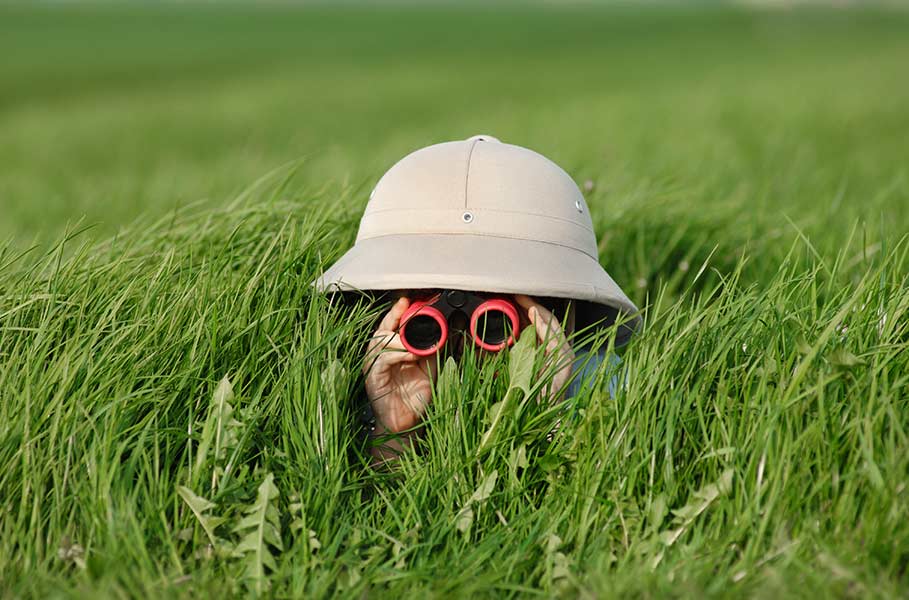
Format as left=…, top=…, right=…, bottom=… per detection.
left=1, top=2, right=908, bottom=597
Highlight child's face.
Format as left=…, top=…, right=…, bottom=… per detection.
left=390, top=288, right=575, bottom=360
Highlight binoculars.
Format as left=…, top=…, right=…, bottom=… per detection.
left=399, top=290, right=521, bottom=356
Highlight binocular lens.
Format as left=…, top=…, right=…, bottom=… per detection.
left=404, top=314, right=443, bottom=349
left=474, top=309, right=511, bottom=344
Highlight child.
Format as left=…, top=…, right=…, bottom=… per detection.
left=358, top=289, right=615, bottom=461
left=314, top=135, right=641, bottom=462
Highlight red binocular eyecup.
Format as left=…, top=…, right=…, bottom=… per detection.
left=399, top=290, right=520, bottom=357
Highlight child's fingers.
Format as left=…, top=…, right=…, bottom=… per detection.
left=366, top=330, right=390, bottom=358
left=514, top=293, right=547, bottom=334
left=516, top=295, right=561, bottom=340
left=367, top=321, right=407, bottom=355
left=540, top=337, right=574, bottom=380
left=364, top=330, right=418, bottom=373
left=367, top=330, right=403, bottom=356
left=513, top=294, right=538, bottom=325
left=540, top=351, right=575, bottom=406
left=377, top=337, right=420, bottom=363
left=516, top=294, right=572, bottom=361
left=513, top=294, right=535, bottom=309
left=378, top=296, right=410, bottom=332
left=524, top=301, right=576, bottom=403
left=530, top=304, right=566, bottom=348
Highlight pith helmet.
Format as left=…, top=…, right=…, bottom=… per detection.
left=314, top=135, right=641, bottom=346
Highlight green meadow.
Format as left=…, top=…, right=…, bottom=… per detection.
left=1, top=3, right=907, bottom=597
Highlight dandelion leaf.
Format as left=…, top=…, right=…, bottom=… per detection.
left=176, top=485, right=226, bottom=548
left=661, top=469, right=734, bottom=547
left=232, top=473, right=283, bottom=594
left=455, top=506, right=474, bottom=534
left=507, top=325, right=537, bottom=397
left=194, top=375, right=243, bottom=490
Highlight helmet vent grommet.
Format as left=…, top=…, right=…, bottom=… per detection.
left=462, top=211, right=474, bottom=223
left=575, top=199, right=583, bottom=212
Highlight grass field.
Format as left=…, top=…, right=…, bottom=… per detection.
left=1, top=2, right=908, bottom=597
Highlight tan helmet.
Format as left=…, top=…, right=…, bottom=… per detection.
left=314, top=135, right=641, bottom=345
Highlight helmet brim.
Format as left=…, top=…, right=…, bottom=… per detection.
left=312, top=233, right=641, bottom=347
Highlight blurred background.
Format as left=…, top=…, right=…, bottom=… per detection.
left=1, top=1, right=907, bottom=270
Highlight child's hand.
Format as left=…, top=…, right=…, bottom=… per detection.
left=514, top=294, right=576, bottom=403
left=363, top=296, right=440, bottom=434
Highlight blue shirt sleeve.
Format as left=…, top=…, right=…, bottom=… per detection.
left=565, top=347, right=621, bottom=400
